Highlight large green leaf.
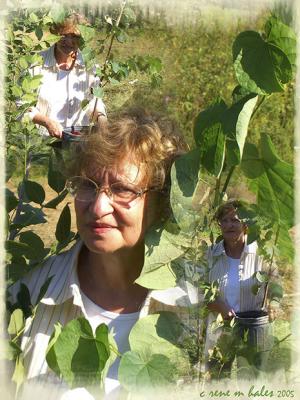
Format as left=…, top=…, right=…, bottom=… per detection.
left=46, top=322, right=62, bottom=376
left=135, top=263, right=176, bottom=290
left=240, top=142, right=264, bottom=178
left=19, top=231, right=48, bottom=261
left=276, top=225, right=294, bottom=264
left=48, top=155, right=66, bottom=194
left=44, top=189, right=68, bottom=209
left=142, top=223, right=190, bottom=275
left=224, top=93, right=258, bottom=163
left=119, top=352, right=175, bottom=392
left=6, top=241, right=30, bottom=258
left=129, top=312, right=183, bottom=355
left=259, top=134, right=293, bottom=226
left=55, top=203, right=71, bottom=243
left=12, top=204, right=47, bottom=228
left=170, top=149, right=202, bottom=231
left=233, top=30, right=292, bottom=94
left=194, top=99, right=227, bottom=176
left=119, top=312, right=188, bottom=392
left=23, top=180, right=45, bottom=205
left=242, top=134, right=293, bottom=227
left=265, top=16, right=297, bottom=72
left=46, top=318, right=111, bottom=388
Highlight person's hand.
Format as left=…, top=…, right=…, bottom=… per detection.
left=208, top=298, right=236, bottom=320
left=33, top=113, right=63, bottom=138
left=96, top=113, right=107, bottom=130
left=44, top=118, right=63, bottom=138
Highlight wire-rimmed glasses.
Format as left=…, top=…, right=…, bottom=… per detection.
left=66, top=176, right=148, bottom=206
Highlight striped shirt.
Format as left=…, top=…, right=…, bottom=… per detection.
left=205, top=240, right=266, bottom=354
left=8, top=240, right=197, bottom=399
left=208, top=240, right=265, bottom=312
left=23, top=45, right=106, bottom=136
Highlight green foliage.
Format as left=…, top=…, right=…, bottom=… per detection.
left=138, top=222, right=191, bottom=289
left=233, top=15, right=295, bottom=96
left=135, top=263, right=176, bottom=290
left=170, top=149, right=202, bottom=231
left=119, top=352, right=175, bottom=391
left=55, top=203, right=71, bottom=244
left=242, top=134, right=293, bottom=227
left=119, top=312, right=189, bottom=392
left=48, top=155, right=66, bottom=194
left=8, top=309, right=24, bottom=336
left=5, top=8, right=296, bottom=393
left=233, top=31, right=291, bottom=94
left=46, top=318, right=116, bottom=388
left=194, top=99, right=227, bottom=177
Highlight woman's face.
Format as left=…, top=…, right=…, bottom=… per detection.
left=56, top=27, right=80, bottom=55
left=75, top=160, right=157, bottom=255
left=219, top=209, right=246, bottom=245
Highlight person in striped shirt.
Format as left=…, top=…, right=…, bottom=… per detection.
left=8, top=109, right=194, bottom=399
left=204, top=200, right=271, bottom=378
left=23, top=13, right=106, bottom=138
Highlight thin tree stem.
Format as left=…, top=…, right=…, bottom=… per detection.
left=262, top=224, right=280, bottom=309
left=90, top=0, right=127, bottom=126
left=213, top=177, right=221, bottom=208
left=250, top=95, right=266, bottom=121
left=221, top=166, right=235, bottom=197
left=8, top=151, right=32, bottom=241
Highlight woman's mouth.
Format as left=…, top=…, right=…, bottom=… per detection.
left=88, top=223, right=117, bottom=234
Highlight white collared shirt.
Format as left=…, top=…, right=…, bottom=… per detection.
left=208, top=239, right=265, bottom=312
left=8, top=240, right=197, bottom=399
left=204, top=239, right=266, bottom=357
left=24, top=45, right=106, bottom=136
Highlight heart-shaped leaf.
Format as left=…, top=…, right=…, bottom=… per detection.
left=233, top=30, right=292, bottom=94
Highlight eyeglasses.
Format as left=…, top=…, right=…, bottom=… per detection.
left=60, top=33, right=81, bottom=39
left=66, top=176, right=149, bottom=206
left=219, top=217, right=242, bottom=226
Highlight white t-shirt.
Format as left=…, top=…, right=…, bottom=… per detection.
left=225, top=256, right=240, bottom=312
left=48, top=69, right=71, bottom=124
left=81, top=292, right=140, bottom=397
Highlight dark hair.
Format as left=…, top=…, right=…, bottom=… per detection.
left=215, top=199, right=245, bottom=222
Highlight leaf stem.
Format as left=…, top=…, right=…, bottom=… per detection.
left=213, top=177, right=221, bottom=208
left=250, top=95, right=266, bottom=121
left=221, top=166, right=235, bottom=197
left=262, top=224, right=280, bottom=309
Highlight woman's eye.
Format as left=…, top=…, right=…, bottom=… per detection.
left=112, top=184, right=135, bottom=195
left=79, top=182, right=95, bottom=192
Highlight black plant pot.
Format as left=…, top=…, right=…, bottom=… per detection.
left=235, top=310, right=273, bottom=372
left=235, top=310, right=273, bottom=351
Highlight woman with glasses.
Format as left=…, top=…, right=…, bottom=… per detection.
left=22, top=13, right=106, bottom=138
left=8, top=109, right=190, bottom=398
left=207, top=200, right=264, bottom=320
left=204, top=200, right=270, bottom=378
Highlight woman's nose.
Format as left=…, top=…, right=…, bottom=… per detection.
left=88, top=191, right=114, bottom=217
